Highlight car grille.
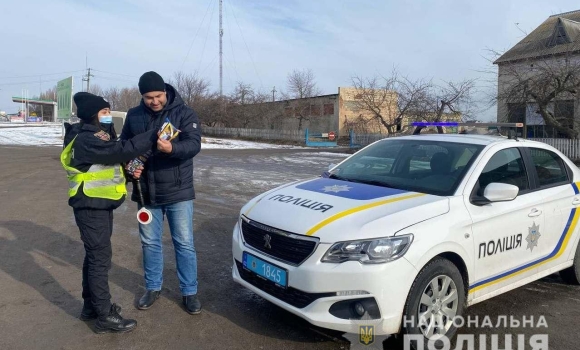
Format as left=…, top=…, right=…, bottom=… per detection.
left=241, top=218, right=318, bottom=266
left=235, top=260, right=334, bottom=308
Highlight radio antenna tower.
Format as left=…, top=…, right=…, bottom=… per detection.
left=219, top=0, right=223, bottom=100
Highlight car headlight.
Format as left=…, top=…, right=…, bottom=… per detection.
left=321, top=234, right=413, bottom=264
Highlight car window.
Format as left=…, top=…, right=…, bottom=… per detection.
left=331, top=139, right=484, bottom=196
left=476, top=148, right=529, bottom=196
left=529, top=148, right=569, bottom=187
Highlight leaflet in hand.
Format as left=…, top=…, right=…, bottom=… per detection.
left=126, top=119, right=181, bottom=177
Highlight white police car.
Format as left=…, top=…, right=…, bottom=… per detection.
left=232, top=123, right=580, bottom=344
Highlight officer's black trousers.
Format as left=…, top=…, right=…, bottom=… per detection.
left=73, top=208, right=113, bottom=317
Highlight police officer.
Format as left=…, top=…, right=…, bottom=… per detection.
left=61, top=92, right=158, bottom=334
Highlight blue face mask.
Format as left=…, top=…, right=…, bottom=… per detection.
left=99, top=115, right=113, bottom=124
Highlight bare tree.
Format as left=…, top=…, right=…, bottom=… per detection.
left=431, top=80, right=477, bottom=121
left=494, top=51, right=580, bottom=138
left=351, top=72, right=430, bottom=134
left=170, top=72, right=211, bottom=108
left=196, top=92, right=225, bottom=127
left=231, top=82, right=253, bottom=105
left=352, top=70, right=476, bottom=134
left=249, top=91, right=275, bottom=128
left=283, top=69, right=322, bottom=130
left=101, top=86, right=141, bottom=112
left=286, top=69, right=320, bottom=99
left=226, top=82, right=258, bottom=128
left=88, top=85, right=105, bottom=98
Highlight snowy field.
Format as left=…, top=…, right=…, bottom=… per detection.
left=0, top=124, right=351, bottom=153
left=200, top=137, right=306, bottom=149
left=0, top=125, right=64, bottom=146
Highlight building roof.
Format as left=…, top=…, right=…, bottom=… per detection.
left=495, top=10, right=580, bottom=64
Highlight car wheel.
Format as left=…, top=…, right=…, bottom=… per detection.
left=560, top=241, right=580, bottom=285
left=402, top=258, right=466, bottom=349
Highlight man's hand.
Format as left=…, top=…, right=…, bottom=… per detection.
left=125, top=164, right=144, bottom=179
left=157, top=138, right=173, bottom=154
left=133, top=167, right=143, bottom=179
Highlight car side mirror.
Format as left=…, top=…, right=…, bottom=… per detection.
left=471, top=183, right=519, bottom=206
left=484, top=183, right=519, bottom=202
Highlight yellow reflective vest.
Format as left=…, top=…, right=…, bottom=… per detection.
left=60, top=136, right=127, bottom=200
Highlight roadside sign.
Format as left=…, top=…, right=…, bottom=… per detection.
left=328, top=131, right=336, bottom=141
left=57, top=76, right=74, bottom=119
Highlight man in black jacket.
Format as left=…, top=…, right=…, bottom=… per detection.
left=120, top=71, right=202, bottom=314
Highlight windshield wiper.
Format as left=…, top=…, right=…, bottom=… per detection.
left=350, top=178, right=398, bottom=189
left=328, top=173, right=353, bottom=182
left=329, top=174, right=400, bottom=190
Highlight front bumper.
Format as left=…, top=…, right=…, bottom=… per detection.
left=231, top=222, right=418, bottom=336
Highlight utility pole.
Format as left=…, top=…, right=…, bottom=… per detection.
left=82, top=68, right=94, bottom=93
left=272, top=86, right=277, bottom=102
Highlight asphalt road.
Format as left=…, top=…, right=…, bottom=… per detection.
left=0, top=145, right=578, bottom=350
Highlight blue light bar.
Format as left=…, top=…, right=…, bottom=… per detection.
left=411, top=122, right=459, bottom=127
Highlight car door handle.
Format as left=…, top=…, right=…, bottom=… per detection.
left=528, top=209, right=542, bottom=217
left=573, top=198, right=580, bottom=206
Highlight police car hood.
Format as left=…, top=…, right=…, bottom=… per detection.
left=243, top=178, right=449, bottom=243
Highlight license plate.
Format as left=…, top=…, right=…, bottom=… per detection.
left=243, top=252, right=288, bottom=288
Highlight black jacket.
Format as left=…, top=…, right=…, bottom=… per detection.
left=120, top=84, right=201, bottom=206
left=63, top=122, right=157, bottom=210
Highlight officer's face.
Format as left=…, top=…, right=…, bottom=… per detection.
left=97, top=108, right=111, bottom=118
left=143, top=91, right=167, bottom=112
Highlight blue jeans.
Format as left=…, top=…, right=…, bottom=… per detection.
left=139, top=200, right=198, bottom=296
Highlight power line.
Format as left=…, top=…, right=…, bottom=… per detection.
left=0, top=77, right=62, bottom=87
left=222, top=58, right=234, bottom=92
left=92, top=69, right=139, bottom=78
left=181, top=0, right=214, bottom=71
left=224, top=0, right=239, bottom=80
left=92, top=75, right=136, bottom=84
left=196, top=0, right=218, bottom=75
left=230, top=2, right=263, bottom=88
left=224, top=54, right=243, bottom=82
left=202, top=53, right=220, bottom=73
left=224, top=0, right=236, bottom=64
left=0, top=70, right=85, bottom=80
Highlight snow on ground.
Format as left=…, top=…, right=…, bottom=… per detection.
left=0, top=122, right=62, bottom=128
left=0, top=125, right=353, bottom=153
left=200, top=137, right=307, bottom=149
left=0, top=125, right=64, bottom=146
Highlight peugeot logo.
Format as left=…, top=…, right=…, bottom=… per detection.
left=264, top=234, right=272, bottom=249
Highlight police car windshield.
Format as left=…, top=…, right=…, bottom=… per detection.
left=330, top=139, right=484, bottom=196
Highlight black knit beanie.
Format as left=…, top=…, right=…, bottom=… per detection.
left=138, top=71, right=166, bottom=95
left=73, top=92, right=110, bottom=121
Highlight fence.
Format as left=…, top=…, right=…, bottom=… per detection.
left=530, top=138, right=580, bottom=160
left=203, top=127, right=304, bottom=142
left=201, top=127, right=580, bottom=160
left=350, top=133, right=580, bottom=160
left=349, top=131, right=395, bottom=148
left=305, top=129, right=337, bottom=147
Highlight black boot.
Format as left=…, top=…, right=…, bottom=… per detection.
left=94, top=304, right=137, bottom=334
left=182, top=295, right=202, bottom=315
left=80, top=302, right=122, bottom=321
left=137, top=290, right=160, bottom=310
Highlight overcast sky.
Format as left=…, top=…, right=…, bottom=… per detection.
left=1, top=0, right=577, bottom=121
